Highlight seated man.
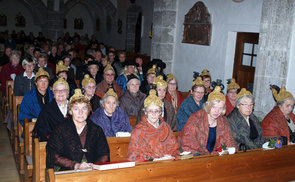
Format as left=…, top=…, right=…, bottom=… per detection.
left=33, top=78, right=69, bottom=141
left=95, top=64, right=123, bottom=98
left=18, top=68, right=53, bottom=126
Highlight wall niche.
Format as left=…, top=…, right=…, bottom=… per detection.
left=182, top=1, right=211, bottom=46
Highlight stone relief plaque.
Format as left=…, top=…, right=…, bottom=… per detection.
left=182, top=1, right=211, bottom=46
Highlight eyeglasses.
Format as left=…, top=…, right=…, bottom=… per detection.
left=105, top=74, right=115, bottom=76
left=85, top=86, right=96, bottom=89
left=240, top=103, right=254, bottom=107
left=193, top=91, right=205, bottom=94
left=146, top=110, right=161, bottom=114
left=54, top=89, right=68, bottom=93
left=129, top=83, right=140, bottom=87
left=168, top=82, right=177, bottom=85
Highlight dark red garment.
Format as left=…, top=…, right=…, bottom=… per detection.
left=95, top=80, right=123, bottom=98
left=225, top=95, right=235, bottom=116
left=0, top=62, right=24, bottom=94
left=165, top=90, right=185, bottom=112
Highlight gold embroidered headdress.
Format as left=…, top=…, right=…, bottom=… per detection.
left=236, top=88, right=252, bottom=101
left=35, top=68, right=50, bottom=81
left=167, top=73, right=176, bottom=83
left=144, top=89, right=162, bottom=108
left=155, top=75, right=167, bottom=88
left=82, top=74, right=96, bottom=87
left=208, top=86, right=225, bottom=102
left=272, top=86, right=293, bottom=103
left=147, top=65, right=156, bottom=75
left=53, top=77, right=69, bottom=90
left=104, top=64, right=115, bottom=73
left=227, top=78, right=240, bottom=91
left=56, top=60, right=68, bottom=75
left=69, top=89, right=89, bottom=105
left=192, top=77, right=205, bottom=87
left=103, top=88, right=118, bottom=99
left=201, top=69, right=211, bottom=77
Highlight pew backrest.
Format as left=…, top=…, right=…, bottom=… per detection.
left=12, top=94, right=23, bottom=123
left=129, top=116, right=137, bottom=127
left=24, top=119, right=36, bottom=156
left=33, top=138, right=47, bottom=182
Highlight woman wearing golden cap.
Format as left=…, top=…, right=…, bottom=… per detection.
left=261, top=86, right=295, bottom=144
left=227, top=88, right=263, bottom=149
left=165, top=73, right=185, bottom=112
left=127, top=90, right=179, bottom=162
left=225, top=79, right=240, bottom=116
left=46, top=89, right=109, bottom=171
left=82, top=74, right=100, bottom=112
left=179, top=86, right=236, bottom=155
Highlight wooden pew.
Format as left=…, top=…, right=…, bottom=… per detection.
left=4, top=80, right=14, bottom=116
left=33, top=138, right=47, bottom=182
left=23, top=119, right=36, bottom=182
left=180, top=91, right=190, bottom=99
left=129, top=116, right=137, bottom=127
left=12, top=95, right=23, bottom=154
left=46, top=145, right=295, bottom=182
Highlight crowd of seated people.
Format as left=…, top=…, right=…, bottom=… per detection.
left=1, top=30, right=295, bottom=172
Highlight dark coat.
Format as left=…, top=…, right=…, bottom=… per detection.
left=46, top=117, right=110, bottom=170
left=119, top=90, right=146, bottom=117
left=227, top=108, right=263, bottom=149
left=33, top=99, right=67, bottom=141
left=14, top=73, right=35, bottom=96
left=90, top=94, right=100, bottom=113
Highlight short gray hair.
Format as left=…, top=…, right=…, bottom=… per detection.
left=235, top=95, right=255, bottom=107
left=127, top=78, right=141, bottom=87
left=10, top=50, right=20, bottom=60
left=53, top=82, right=70, bottom=95
left=100, top=95, right=119, bottom=107
left=22, top=57, right=35, bottom=68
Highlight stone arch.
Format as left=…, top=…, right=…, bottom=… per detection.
left=17, top=0, right=47, bottom=26
left=126, top=4, right=142, bottom=51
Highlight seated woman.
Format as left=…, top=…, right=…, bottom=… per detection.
left=116, top=60, right=143, bottom=93
left=14, top=57, right=36, bottom=96
left=225, top=79, right=240, bottom=116
left=33, top=78, right=69, bottom=141
left=200, top=69, right=212, bottom=101
left=82, top=74, right=100, bottom=112
left=46, top=89, right=109, bottom=171
left=119, top=74, right=146, bottom=117
left=140, top=65, right=156, bottom=95
left=177, top=77, right=206, bottom=131
left=261, top=86, right=295, bottom=144
left=18, top=68, right=53, bottom=126
left=227, top=88, right=263, bottom=149
left=179, top=86, right=237, bottom=155
left=90, top=88, right=132, bottom=137
left=165, top=73, right=185, bottom=113
left=127, top=90, right=179, bottom=162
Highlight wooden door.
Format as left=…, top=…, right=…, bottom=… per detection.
left=233, top=32, right=259, bottom=92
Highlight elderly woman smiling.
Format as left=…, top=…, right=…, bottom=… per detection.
left=227, top=88, right=263, bottom=150
left=82, top=74, right=100, bottom=112
left=90, top=88, right=132, bottom=137
left=179, top=86, right=236, bottom=155
left=261, top=86, right=295, bottom=144
left=46, top=89, right=109, bottom=171
left=127, top=90, right=179, bottom=162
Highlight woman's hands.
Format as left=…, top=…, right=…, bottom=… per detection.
left=74, top=162, right=93, bottom=170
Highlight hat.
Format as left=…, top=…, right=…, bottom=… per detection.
left=53, top=77, right=69, bottom=90
left=207, top=86, right=225, bottom=102
left=103, top=88, right=118, bottom=99
left=227, top=78, right=240, bottom=91
left=104, top=64, right=115, bottom=73
left=56, top=60, right=68, bottom=75
left=192, top=77, right=205, bottom=87
left=236, top=88, right=252, bottom=101
left=155, top=75, right=167, bottom=88
left=123, top=60, right=139, bottom=67
left=201, top=69, right=211, bottom=77
left=144, top=89, right=162, bottom=108
left=127, top=74, right=139, bottom=83
left=69, top=89, right=89, bottom=105
left=272, top=86, right=293, bottom=103
left=82, top=74, right=96, bottom=87
left=35, top=68, right=49, bottom=81
left=62, top=54, right=71, bottom=60
left=87, top=60, right=100, bottom=66
left=167, top=73, right=176, bottom=83
left=151, top=59, right=166, bottom=69
left=147, top=65, right=156, bottom=75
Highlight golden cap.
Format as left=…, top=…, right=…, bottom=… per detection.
left=82, top=74, right=96, bottom=87
left=192, top=77, right=205, bottom=87
left=144, top=89, right=163, bottom=108
left=201, top=69, right=211, bottom=77
left=69, top=89, right=89, bottom=105
left=35, top=68, right=49, bottom=81
left=272, top=86, right=293, bottom=103
left=147, top=65, right=156, bottom=75
left=208, top=86, right=225, bottom=102
left=167, top=73, right=176, bottom=83
left=104, top=64, right=115, bottom=73
left=56, top=60, right=68, bottom=75
left=53, top=77, right=69, bottom=90
left=155, top=75, right=167, bottom=88
left=236, top=88, right=252, bottom=101
left=227, top=78, right=240, bottom=91
left=103, top=88, right=118, bottom=99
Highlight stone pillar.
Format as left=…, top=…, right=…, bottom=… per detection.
left=125, top=5, right=139, bottom=52
left=150, top=0, right=177, bottom=73
left=253, top=0, right=295, bottom=117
